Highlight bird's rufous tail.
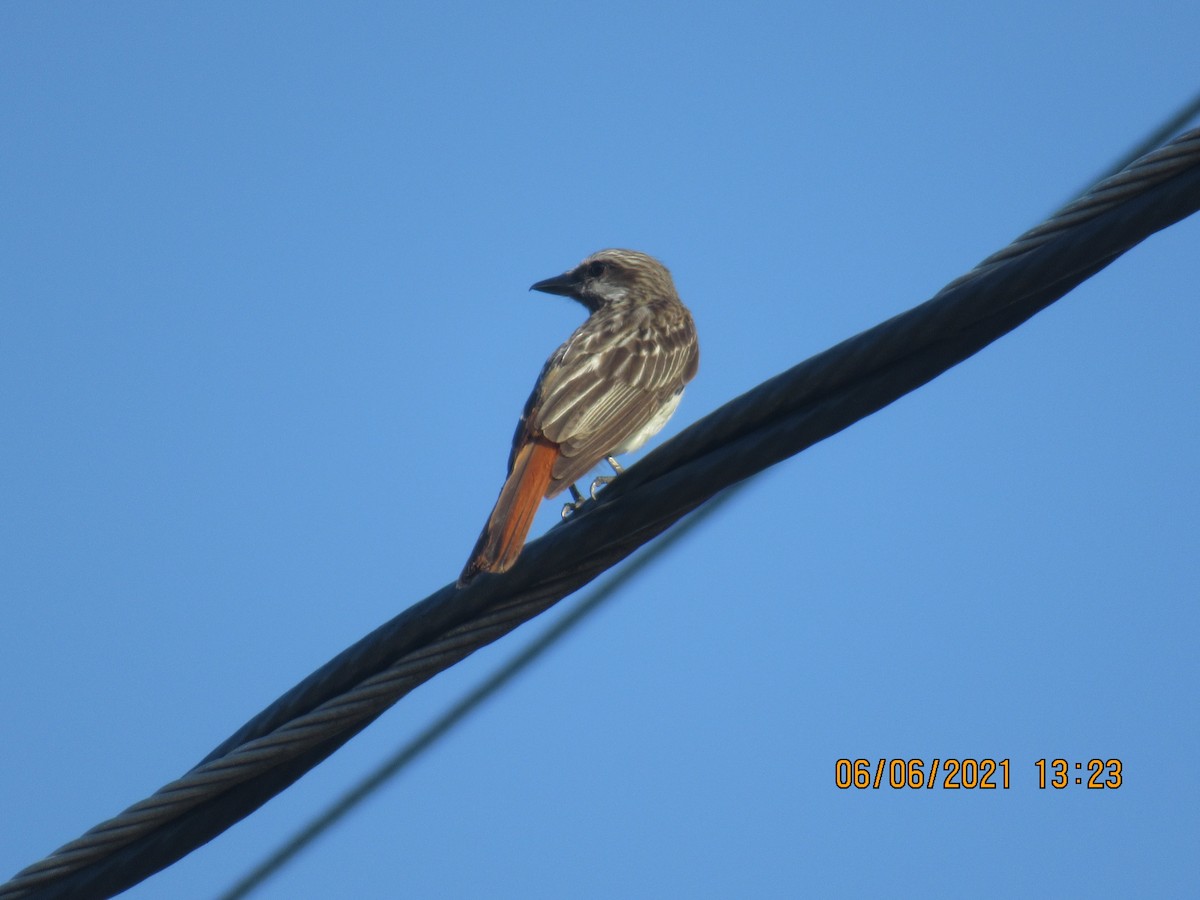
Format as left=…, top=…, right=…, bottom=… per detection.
left=458, top=437, right=558, bottom=586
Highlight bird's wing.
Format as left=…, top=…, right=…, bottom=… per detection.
left=531, top=309, right=698, bottom=495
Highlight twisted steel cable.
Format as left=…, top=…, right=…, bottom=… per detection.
left=4, top=127, right=1199, bottom=900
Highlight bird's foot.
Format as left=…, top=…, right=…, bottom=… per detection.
left=564, top=457, right=626, bottom=514
left=589, top=475, right=614, bottom=500
left=561, top=484, right=586, bottom=519
left=588, top=456, right=625, bottom=500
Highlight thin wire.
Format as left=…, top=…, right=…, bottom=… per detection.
left=1098, top=90, right=1200, bottom=184
left=217, top=491, right=738, bottom=899
left=219, top=93, right=1200, bottom=898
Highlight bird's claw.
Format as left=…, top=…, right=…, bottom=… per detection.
left=588, top=456, right=624, bottom=500
left=561, top=484, right=586, bottom=520
left=589, top=475, right=615, bottom=500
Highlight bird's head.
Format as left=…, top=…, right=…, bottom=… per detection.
left=530, top=249, right=676, bottom=312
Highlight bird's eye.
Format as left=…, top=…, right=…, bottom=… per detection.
left=586, top=261, right=607, bottom=278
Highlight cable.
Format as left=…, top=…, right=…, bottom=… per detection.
left=4, top=127, right=1199, bottom=900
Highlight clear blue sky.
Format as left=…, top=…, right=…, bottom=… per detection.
left=3, top=3, right=1198, bottom=898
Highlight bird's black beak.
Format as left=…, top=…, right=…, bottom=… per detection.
left=529, top=272, right=578, bottom=297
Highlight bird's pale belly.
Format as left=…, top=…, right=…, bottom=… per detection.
left=611, top=387, right=684, bottom=455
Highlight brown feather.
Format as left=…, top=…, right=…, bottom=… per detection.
left=458, top=436, right=560, bottom=585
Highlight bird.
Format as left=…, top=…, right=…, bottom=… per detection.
left=458, top=249, right=700, bottom=586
